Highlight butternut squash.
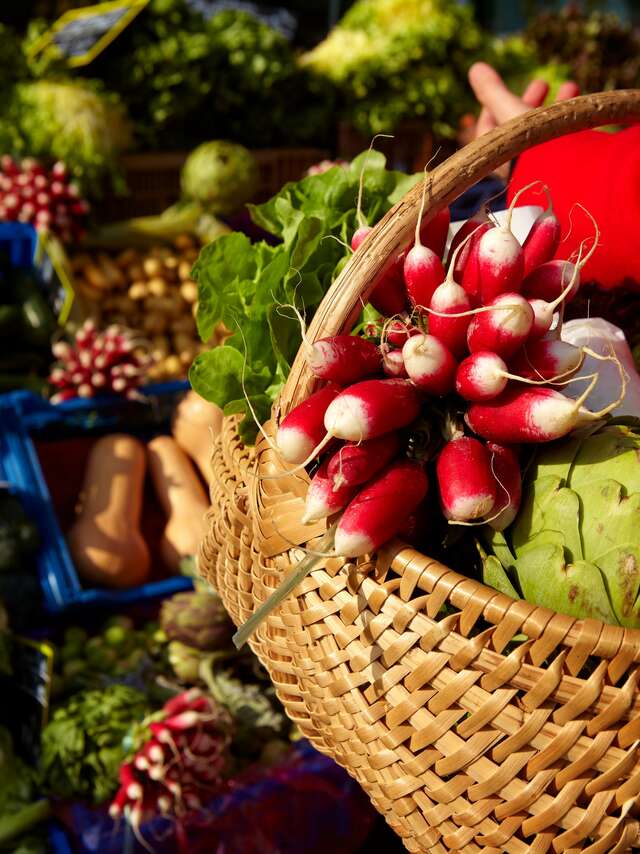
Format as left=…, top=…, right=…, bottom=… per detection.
left=68, top=435, right=150, bottom=588
left=147, top=436, right=209, bottom=572
left=171, top=390, right=222, bottom=482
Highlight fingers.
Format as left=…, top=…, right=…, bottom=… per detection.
left=556, top=81, right=580, bottom=101
left=475, top=106, right=496, bottom=138
left=468, top=62, right=530, bottom=125
left=522, top=78, right=549, bottom=108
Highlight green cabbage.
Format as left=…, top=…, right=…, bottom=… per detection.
left=181, top=141, right=259, bottom=216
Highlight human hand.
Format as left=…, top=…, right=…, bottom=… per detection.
left=468, top=62, right=580, bottom=138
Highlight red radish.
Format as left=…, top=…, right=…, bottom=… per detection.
left=467, top=293, right=534, bottom=359
left=526, top=254, right=583, bottom=339
left=461, top=221, right=494, bottom=303
left=456, top=352, right=510, bottom=401
left=403, top=333, right=457, bottom=395
left=119, top=763, right=143, bottom=801
left=486, top=443, right=521, bottom=531
left=404, top=178, right=446, bottom=309
left=447, top=210, right=490, bottom=274
left=323, top=378, right=421, bottom=442
left=418, top=206, right=450, bottom=259
left=522, top=259, right=580, bottom=303
left=108, top=786, right=130, bottom=819
left=351, top=225, right=371, bottom=251
left=381, top=346, right=407, bottom=377
left=326, top=432, right=400, bottom=489
left=475, top=184, right=541, bottom=303
left=522, top=190, right=561, bottom=278
left=301, top=458, right=358, bottom=523
left=465, top=370, right=623, bottom=444
left=334, top=459, right=428, bottom=556
left=164, top=689, right=205, bottom=717
left=386, top=318, right=419, bottom=348
left=508, top=339, right=584, bottom=381
left=306, top=334, right=381, bottom=384
left=276, top=383, right=342, bottom=463
left=369, top=251, right=408, bottom=316
left=436, top=437, right=497, bottom=522
left=427, top=225, right=482, bottom=358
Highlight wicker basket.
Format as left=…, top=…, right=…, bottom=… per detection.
left=199, top=91, right=640, bottom=853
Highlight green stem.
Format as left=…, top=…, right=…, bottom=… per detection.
left=0, top=800, right=51, bottom=844
left=232, top=525, right=337, bottom=649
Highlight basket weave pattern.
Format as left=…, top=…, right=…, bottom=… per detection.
left=199, top=92, right=640, bottom=853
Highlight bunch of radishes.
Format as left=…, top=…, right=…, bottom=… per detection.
left=0, top=155, right=89, bottom=242
left=49, top=319, right=152, bottom=403
left=110, top=689, right=231, bottom=841
left=274, top=182, right=623, bottom=558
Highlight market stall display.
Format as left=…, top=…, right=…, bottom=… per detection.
left=198, top=91, right=640, bottom=852
left=2, top=3, right=640, bottom=852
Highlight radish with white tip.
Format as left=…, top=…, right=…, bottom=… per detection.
left=522, top=188, right=561, bottom=277
left=485, top=442, right=521, bottom=530
left=508, top=339, right=584, bottom=381
left=465, top=362, right=626, bottom=443
left=326, top=432, right=400, bottom=489
left=403, top=333, right=457, bottom=395
left=467, top=293, right=534, bottom=359
left=301, top=458, right=358, bottom=524
left=475, top=183, right=541, bottom=303
left=436, top=437, right=496, bottom=522
left=276, top=383, right=342, bottom=464
left=334, top=459, right=428, bottom=557
left=404, top=175, right=446, bottom=310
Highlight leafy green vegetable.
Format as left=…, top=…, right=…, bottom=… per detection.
left=40, top=685, right=149, bottom=804
left=525, top=6, right=640, bottom=93
left=0, top=727, right=49, bottom=853
left=0, top=80, right=131, bottom=196
left=81, top=1, right=333, bottom=149
left=301, top=0, right=486, bottom=138
left=189, top=151, right=418, bottom=442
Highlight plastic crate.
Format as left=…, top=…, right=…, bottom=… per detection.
left=0, top=382, right=193, bottom=613
left=0, top=222, right=38, bottom=268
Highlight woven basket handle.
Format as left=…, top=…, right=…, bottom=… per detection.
left=279, top=90, right=640, bottom=415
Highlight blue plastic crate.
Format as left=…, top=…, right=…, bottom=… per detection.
left=0, top=382, right=194, bottom=613
left=0, top=222, right=38, bottom=269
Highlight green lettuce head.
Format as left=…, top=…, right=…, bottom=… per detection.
left=181, top=140, right=259, bottom=215
left=482, top=419, right=640, bottom=628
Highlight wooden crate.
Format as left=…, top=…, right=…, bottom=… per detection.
left=96, top=148, right=331, bottom=223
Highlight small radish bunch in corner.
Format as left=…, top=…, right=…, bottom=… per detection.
left=49, top=319, right=153, bottom=403
left=109, top=689, right=232, bottom=848
left=0, top=155, right=89, bottom=242
left=271, top=180, right=623, bottom=562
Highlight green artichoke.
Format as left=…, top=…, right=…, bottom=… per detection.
left=160, top=591, right=233, bottom=651
left=180, top=141, right=259, bottom=216
left=168, top=640, right=205, bottom=683
left=482, top=419, right=640, bottom=628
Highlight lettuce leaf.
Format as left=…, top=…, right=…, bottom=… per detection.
left=190, top=151, right=419, bottom=443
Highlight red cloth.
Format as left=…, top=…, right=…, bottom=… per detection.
left=508, top=125, right=640, bottom=289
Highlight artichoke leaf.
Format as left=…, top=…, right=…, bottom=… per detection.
left=484, top=528, right=516, bottom=571
left=568, top=424, right=640, bottom=492
left=537, top=487, right=583, bottom=563
left=577, top=480, right=640, bottom=564
left=511, top=475, right=564, bottom=554
left=515, top=544, right=619, bottom=625
left=482, top=555, right=520, bottom=600
left=516, top=529, right=566, bottom=557
left=527, top=431, right=590, bottom=485
left=594, top=545, right=640, bottom=628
